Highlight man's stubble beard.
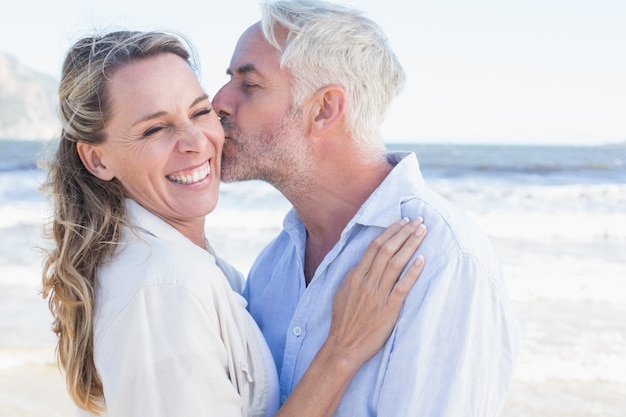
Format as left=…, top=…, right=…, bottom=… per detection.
left=220, top=108, right=312, bottom=193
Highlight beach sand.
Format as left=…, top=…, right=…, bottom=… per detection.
left=499, top=236, right=626, bottom=417
left=0, top=363, right=73, bottom=417
left=1, top=231, right=625, bottom=416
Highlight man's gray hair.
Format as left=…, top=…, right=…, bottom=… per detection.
left=260, top=0, right=406, bottom=151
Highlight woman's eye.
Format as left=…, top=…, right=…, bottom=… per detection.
left=193, top=108, right=212, bottom=118
left=143, top=126, right=164, bottom=137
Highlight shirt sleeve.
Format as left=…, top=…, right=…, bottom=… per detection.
left=377, top=254, right=519, bottom=416
left=209, top=247, right=246, bottom=295
left=95, top=284, right=243, bottom=417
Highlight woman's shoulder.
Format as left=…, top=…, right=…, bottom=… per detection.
left=98, top=226, right=240, bottom=307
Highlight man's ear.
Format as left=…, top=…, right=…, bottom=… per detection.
left=76, top=142, right=115, bottom=181
left=310, top=86, right=346, bottom=136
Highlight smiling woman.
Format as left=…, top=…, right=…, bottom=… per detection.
left=75, top=52, right=223, bottom=247
left=40, top=30, right=242, bottom=414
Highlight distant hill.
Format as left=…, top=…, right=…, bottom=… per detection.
left=0, top=52, right=58, bottom=140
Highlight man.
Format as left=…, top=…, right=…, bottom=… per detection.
left=212, top=0, right=520, bottom=415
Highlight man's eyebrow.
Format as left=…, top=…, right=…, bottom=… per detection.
left=226, top=64, right=259, bottom=76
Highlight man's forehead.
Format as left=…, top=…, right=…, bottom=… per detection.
left=227, top=25, right=280, bottom=77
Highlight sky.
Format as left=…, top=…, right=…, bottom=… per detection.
left=1, top=0, right=625, bottom=146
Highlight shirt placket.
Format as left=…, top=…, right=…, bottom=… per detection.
left=278, top=225, right=358, bottom=405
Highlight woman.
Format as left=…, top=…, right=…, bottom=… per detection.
left=40, top=30, right=426, bottom=417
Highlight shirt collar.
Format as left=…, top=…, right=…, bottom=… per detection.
left=353, top=151, right=425, bottom=228
left=124, top=198, right=189, bottom=245
left=283, top=151, right=425, bottom=234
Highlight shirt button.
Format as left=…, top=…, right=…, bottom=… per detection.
left=292, top=326, right=302, bottom=336
left=280, top=395, right=288, bottom=404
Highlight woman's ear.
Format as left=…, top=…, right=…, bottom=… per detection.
left=310, top=86, right=346, bottom=136
left=76, top=142, right=115, bottom=181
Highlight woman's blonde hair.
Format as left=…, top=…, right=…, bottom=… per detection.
left=40, top=30, right=196, bottom=413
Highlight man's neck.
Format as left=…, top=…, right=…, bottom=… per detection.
left=290, top=156, right=392, bottom=284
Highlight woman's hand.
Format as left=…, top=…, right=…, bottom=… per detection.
left=276, top=217, right=426, bottom=417
left=324, top=217, right=426, bottom=371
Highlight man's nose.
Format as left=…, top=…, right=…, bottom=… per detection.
left=212, top=85, right=232, bottom=118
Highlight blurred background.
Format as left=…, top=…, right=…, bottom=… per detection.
left=1, top=1, right=625, bottom=416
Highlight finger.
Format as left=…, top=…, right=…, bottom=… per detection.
left=377, top=222, right=427, bottom=293
left=352, top=217, right=410, bottom=276
left=363, top=217, right=424, bottom=286
left=387, top=255, right=425, bottom=311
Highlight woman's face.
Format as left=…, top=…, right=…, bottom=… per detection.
left=84, top=53, right=224, bottom=237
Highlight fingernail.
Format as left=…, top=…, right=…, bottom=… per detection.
left=415, top=255, right=425, bottom=266
left=415, top=223, right=426, bottom=236
left=411, top=216, right=423, bottom=226
left=400, top=217, right=410, bottom=225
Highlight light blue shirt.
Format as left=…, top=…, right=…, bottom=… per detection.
left=244, top=152, right=520, bottom=416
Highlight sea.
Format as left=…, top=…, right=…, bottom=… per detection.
left=1, top=139, right=625, bottom=416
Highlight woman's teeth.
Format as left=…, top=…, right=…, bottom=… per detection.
left=167, top=164, right=210, bottom=184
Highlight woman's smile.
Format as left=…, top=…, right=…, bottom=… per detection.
left=167, top=160, right=211, bottom=185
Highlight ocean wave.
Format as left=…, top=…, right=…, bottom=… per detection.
left=472, top=211, right=626, bottom=241
left=0, top=262, right=45, bottom=289
left=389, top=143, right=626, bottom=185
left=0, top=160, right=39, bottom=173
left=514, top=353, right=626, bottom=384
left=0, top=203, right=50, bottom=229
left=0, top=347, right=56, bottom=370
left=0, top=139, right=48, bottom=173
left=473, top=160, right=622, bottom=174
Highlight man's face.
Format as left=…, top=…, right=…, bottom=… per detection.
left=213, top=22, right=304, bottom=185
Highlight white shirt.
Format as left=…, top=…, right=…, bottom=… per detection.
left=244, top=152, right=520, bottom=416
left=78, top=199, right=279, bottom=417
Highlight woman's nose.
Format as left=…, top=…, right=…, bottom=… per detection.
left=177, top=123, right=208, bottom=153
